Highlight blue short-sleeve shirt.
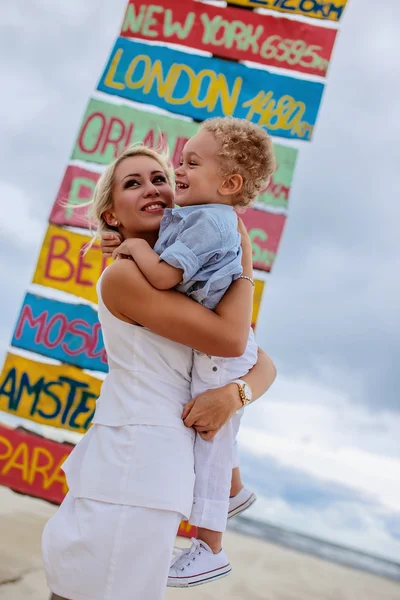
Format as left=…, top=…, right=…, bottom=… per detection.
left=154, top=204, right=242, bottom=309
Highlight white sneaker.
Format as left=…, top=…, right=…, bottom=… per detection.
left=167, top=538, right=231, bottom=588
left=228, top=487, right=257, bottom=519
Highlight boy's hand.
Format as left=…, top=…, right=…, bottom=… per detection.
left=100, top=232, right=122, bottom=258
left=112, top=238, right=149, bottom=261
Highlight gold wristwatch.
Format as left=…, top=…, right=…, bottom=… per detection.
left=232, top=379, right=253, bottom=409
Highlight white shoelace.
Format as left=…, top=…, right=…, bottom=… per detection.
left=171, top=538, right=204, bottom=571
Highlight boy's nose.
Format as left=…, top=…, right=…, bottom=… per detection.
left=175, top=165, right=185, bottom=177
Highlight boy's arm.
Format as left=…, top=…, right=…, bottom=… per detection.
left=113, top=238, right=183, bottom=290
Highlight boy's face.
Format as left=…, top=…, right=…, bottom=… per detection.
left=175, top=130, right=226, bottom=207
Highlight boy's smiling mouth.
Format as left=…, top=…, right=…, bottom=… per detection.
left=176, top=181, right=189, bottom=191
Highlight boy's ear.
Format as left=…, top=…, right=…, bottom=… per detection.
left=218, top=174, right=243, bottom=197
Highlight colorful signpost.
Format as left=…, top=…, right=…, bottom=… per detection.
left=1, top=0, right=348, bottom=537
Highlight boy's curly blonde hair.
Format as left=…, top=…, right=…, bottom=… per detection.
left=200, top=117, right=276, bottom=207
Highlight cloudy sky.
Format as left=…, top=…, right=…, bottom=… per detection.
left=1, top=0, right=399, bottom=563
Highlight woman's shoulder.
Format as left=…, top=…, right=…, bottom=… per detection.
left=101, top=258, right=140, bottom=287
left=100, top=259, right=144, bottom=325
left=102, top=257, right=156, bottom=293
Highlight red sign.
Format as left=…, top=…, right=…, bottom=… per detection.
left=241, top=208, right=286, bottom=272
left=177, top=520, right=197, bottom=539
left=0, top=424, right=197, bottom=538
left=121, top=0, right=336, bottom=77
left=0, top=425, right=73, bottom=504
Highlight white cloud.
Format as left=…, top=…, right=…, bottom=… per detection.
left=240, top=374, right=400, bottom=513
left=0, top=183, right=46, bottom=244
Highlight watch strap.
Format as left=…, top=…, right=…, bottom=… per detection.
left=231, top=379, right=252, bottom=407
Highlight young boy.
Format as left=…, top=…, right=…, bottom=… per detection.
left=102, top=117, right=275, bottom=587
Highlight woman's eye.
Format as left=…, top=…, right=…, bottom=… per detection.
left=124, top=179, right=139, bottom=188
left=153, top=175, right=167, bottom=184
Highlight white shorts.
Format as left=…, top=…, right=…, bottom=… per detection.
left=42, top=492, right=181, bottom=600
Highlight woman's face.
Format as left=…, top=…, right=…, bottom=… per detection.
left=104, top=155, right=175, bottom=242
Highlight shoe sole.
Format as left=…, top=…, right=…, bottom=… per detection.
left=228, top=492, right=257, bottom=520
left=167, top=564, right=232, bottom=588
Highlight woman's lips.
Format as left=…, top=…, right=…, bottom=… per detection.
left=141, top=202, right=166, bottom=213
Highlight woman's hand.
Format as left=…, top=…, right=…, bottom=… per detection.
left=237, top=216, right=249, bottom=239
left=182, top=384, right=243, bottom=440
left=237, top=217, right=253, bottom=278
left=100, top=231, right=122, bottom=258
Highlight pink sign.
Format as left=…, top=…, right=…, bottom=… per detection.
left=241, top=208, right=286, bottom=272
left=50, top=166, right=99, bottom=228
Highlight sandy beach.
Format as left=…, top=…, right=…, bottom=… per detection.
left=1, top=487, right=399, bottom=600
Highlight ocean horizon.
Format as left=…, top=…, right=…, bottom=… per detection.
left=228, top=515, right=400, bottom=583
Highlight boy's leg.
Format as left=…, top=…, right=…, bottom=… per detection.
left=189, top=421, right=234, bottom=535
left=197, top=421, right=244, bottom=550
left=168, top=416, right=241, bottom=588
left=228, top=422, right=257, bottom=519
left=196, top=527, right=223, bottom=554
left=190, top=413, right=242, bottom=540
left=230, top=466, right=244, bottom=497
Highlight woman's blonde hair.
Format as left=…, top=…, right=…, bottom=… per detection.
left=85, top=143, right=174, bottom=251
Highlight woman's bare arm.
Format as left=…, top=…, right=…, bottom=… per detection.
left=101, top=219, right=254, bottom=357
left=101, top=258, right=253, bottom=357
left=240, top=347, right=277, bottom=402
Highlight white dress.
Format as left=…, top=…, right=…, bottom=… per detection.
left=42, top=275, right=196, bottom=600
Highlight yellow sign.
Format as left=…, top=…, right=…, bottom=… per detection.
left=0, top=353, right=102, bottom=434
left=227, top=0, right=347, bottom=22
left=33, top=225, right=110, bottom=304
left=252, top=279, right=264, bottom=329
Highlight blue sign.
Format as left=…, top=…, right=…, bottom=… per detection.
left=12, top=293, right=107, bottom=373
left=97, top=37, right=324, bottom=141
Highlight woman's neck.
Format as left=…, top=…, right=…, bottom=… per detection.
left=119, top=227, right=159, bottom=249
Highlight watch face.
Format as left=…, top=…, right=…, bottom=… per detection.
left=243, top=382, right=252, bottom=402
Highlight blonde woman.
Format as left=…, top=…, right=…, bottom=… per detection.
left=42, top=145, right=276, bottom=600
